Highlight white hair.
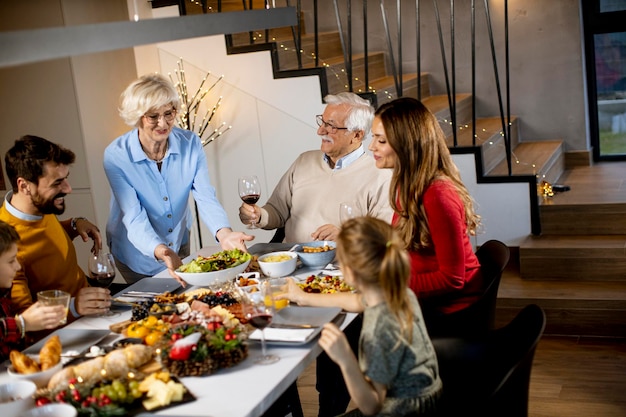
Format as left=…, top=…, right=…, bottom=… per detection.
left=324, top=92, right=375, bottom=133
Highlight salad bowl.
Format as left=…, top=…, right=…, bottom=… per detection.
left=176, top=249, right=251, bottom=287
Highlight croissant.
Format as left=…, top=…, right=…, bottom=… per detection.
left=10, top=350, right=41, bottom=374
left=40, top=335, right=62, bottom=370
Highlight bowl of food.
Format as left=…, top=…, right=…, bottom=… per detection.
left=258, top=251, right=298, bottom=277
left=176, top=248, right=252, bottom=287
left=0, top=380, right=36, bottom=417
left=296, top=241, right=337, bottom=268
left=7, top=353, right=63, bottom=389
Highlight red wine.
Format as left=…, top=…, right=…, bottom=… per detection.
left=241, top=194, right=260, bottom=205
left=87, top=272, right=115, bottom=288
left=249, top=314, right=273, bottom=330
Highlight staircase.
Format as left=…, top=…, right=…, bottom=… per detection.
left=160, top=1, right=626, bottom=338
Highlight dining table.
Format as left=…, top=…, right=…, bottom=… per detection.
left=0, top=242, right=356, bottom=417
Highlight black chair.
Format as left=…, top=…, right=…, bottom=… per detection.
left=424, top=239, right=510, bottom=337
left=432, top=303, right=546, bottom=417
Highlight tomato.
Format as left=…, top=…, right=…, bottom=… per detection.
left=143, top=315, right=158, bottom=327
left=127, top=323, right=150, bottom=339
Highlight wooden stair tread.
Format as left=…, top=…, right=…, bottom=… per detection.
left=454, top=117, right=515, bottom=147
left=421, top=94, right=471, bottom=114
left=521, top=234, right=626, bottom=251
left=489, top=140, right=563, bottom=176
left=499, top=272, right=626, bottom=302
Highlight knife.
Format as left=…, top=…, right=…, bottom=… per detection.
left=269, top=323, right=319, bottom=329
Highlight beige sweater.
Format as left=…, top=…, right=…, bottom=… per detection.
left=259, top=150, right=392, bottom=242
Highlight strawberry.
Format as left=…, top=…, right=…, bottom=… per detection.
left=168, top=332, right=201, bottom=361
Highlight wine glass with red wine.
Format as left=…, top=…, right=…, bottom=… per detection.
left=87, top=251, right=116, bottom=317
left=238, top=282, right=279, bottom=365
left=238, top=175, right=261, bottom=229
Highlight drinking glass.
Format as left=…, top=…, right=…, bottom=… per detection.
left=239, top=282, right=280, bottom=365
left=87, top=251, right=116, bottom=317
left=37, top=290, right=71, bottom=325
left=239, top=175, right=262, bottom=229
left=339, top=202, right=356, bottom=224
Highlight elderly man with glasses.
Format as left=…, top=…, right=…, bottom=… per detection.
left=104, top=74, right=253, bottom=286
left=239, top=92, right=392, bottom=244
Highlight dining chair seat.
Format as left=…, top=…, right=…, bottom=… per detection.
left=423, top=239, right=510, bottom=338
left=432, top=303, right=546, bottom=417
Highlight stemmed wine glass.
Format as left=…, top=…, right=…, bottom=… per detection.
left=238, top=282, right=280, bottom=365
left=87, top=251, right=117, bottom=317
left=339, top=202, right=356, bottom=224
left=239, top=175, right=262, bottom=229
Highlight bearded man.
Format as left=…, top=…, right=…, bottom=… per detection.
left=1, top=135, right=111, bottom=322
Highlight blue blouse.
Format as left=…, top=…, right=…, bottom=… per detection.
left=104, top=126, right=230, bottom=276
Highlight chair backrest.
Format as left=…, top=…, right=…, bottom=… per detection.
left=425, top=240, right=510, bottom=337
left=432, top=304, right=546, bottom=417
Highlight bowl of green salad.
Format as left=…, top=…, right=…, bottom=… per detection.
left=176, top=249, right=252, bottom=287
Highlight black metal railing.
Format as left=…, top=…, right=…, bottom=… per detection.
left=155, top=0, right=512, bottom=175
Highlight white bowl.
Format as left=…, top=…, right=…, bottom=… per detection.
left=23, top=403, right=77, bottom=417
left=176, top=258, right=251, bottom=287
left=7, top=358, right=63, bottom=389
left=258, top=251, right=298, bottom=277
left=296, top=241, right=337, bottom=267
left=0, top=380, right=36, bottom=417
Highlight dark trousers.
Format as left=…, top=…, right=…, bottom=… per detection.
left=316, top=314, right=363, bottom=417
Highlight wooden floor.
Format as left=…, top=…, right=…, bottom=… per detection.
left=294, top=161, right=626, bottom=417
left=295, top=335, right=626, bottom=417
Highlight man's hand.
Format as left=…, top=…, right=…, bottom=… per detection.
left=238, top=203, right=260, bottom=227
left=74, top=218, right=102, bottom=254
left=75, top=287, right=111, bottom=316
left=311, top=224, right=340, bottom=241
left=216, top=228, right=255, bottom=252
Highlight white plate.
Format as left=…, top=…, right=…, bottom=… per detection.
left=23, top=329, right=110, bottom=356
left=248, top=306, right=342, bottom=345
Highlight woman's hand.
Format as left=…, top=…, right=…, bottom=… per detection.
left=21, top=302, right=66, bottom=331
left=154, top=244, right=187, bottom=287
left=283, top=277, right=306, bottom=305
left=75, top=287, right=111, bottom=316
left=216, top=228, right=255, bottom=252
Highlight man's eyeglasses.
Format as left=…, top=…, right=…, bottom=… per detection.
left=144, top=108, right=177, bottom=125
left=316, top=115, right=348, bottom=134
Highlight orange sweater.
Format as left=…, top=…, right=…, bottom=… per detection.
left=0, top=204, right=87, bottom=314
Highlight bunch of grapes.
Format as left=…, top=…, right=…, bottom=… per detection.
left=199, top=291, right=236, bottom=307
left=131, top=300, right=155, bottom=321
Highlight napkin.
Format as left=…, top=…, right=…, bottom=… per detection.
left=249, top=328, right=316, bottom=343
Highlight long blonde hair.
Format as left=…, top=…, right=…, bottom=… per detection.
left=375, top=98, right=480, bottom=251
left=337, top=216, right=414, bottom=341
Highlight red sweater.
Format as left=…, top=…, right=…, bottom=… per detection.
left=393, top=180, right=482, bottom=314
left=0, top=289, right=23, bottom=362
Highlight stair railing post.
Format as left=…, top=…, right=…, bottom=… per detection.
left=347, top=0, right=353, bottom=92
left=483, top=0, right=511, bottom=175
left=471, top=0, right=476, bottom=146
left=505, top=0, right=511, bottom=176
left=450, top=0, right=457, bottom=146
left=432, top=0, right=456, bottom=146
left=416, top=0, right=421, bottom=100
left=380, top=0, right=401, bottom=97
left=363, top=0, right=369, bottom=94
left=397, top=0, right=403, bottom=97
left=314, top=0, right=319, bottom=68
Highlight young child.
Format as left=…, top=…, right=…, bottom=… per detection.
left=315, top=216, right=442, bottom=416
left=0, top=220, right=65, bottom=362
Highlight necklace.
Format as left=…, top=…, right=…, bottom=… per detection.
left=144, top=141, right=168, bottom=163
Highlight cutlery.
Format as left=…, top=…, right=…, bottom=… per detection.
left=269, top=323, right=319, bottom=329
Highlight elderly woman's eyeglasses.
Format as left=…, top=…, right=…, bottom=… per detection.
left=143, top=109, right=177, bottom=125
left=316, top=115, right=348, bottom=134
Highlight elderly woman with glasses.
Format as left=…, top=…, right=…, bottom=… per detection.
left=104, top=74, right=253, bottom=285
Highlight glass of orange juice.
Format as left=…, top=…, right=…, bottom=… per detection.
left=266, top=278, right=289, bottom=310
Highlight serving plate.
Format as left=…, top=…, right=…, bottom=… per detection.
left=23, top=329, right=110, bottom=357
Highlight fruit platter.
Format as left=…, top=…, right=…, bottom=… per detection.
left=298, top=274, right=355, bottom=293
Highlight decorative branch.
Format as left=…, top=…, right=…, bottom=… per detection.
left=169, top=59, right=232, bottom=147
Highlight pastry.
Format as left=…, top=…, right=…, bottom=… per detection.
left=39, top=335, right=62, bottom=370
left=10, top=350, right=40, bottom=374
